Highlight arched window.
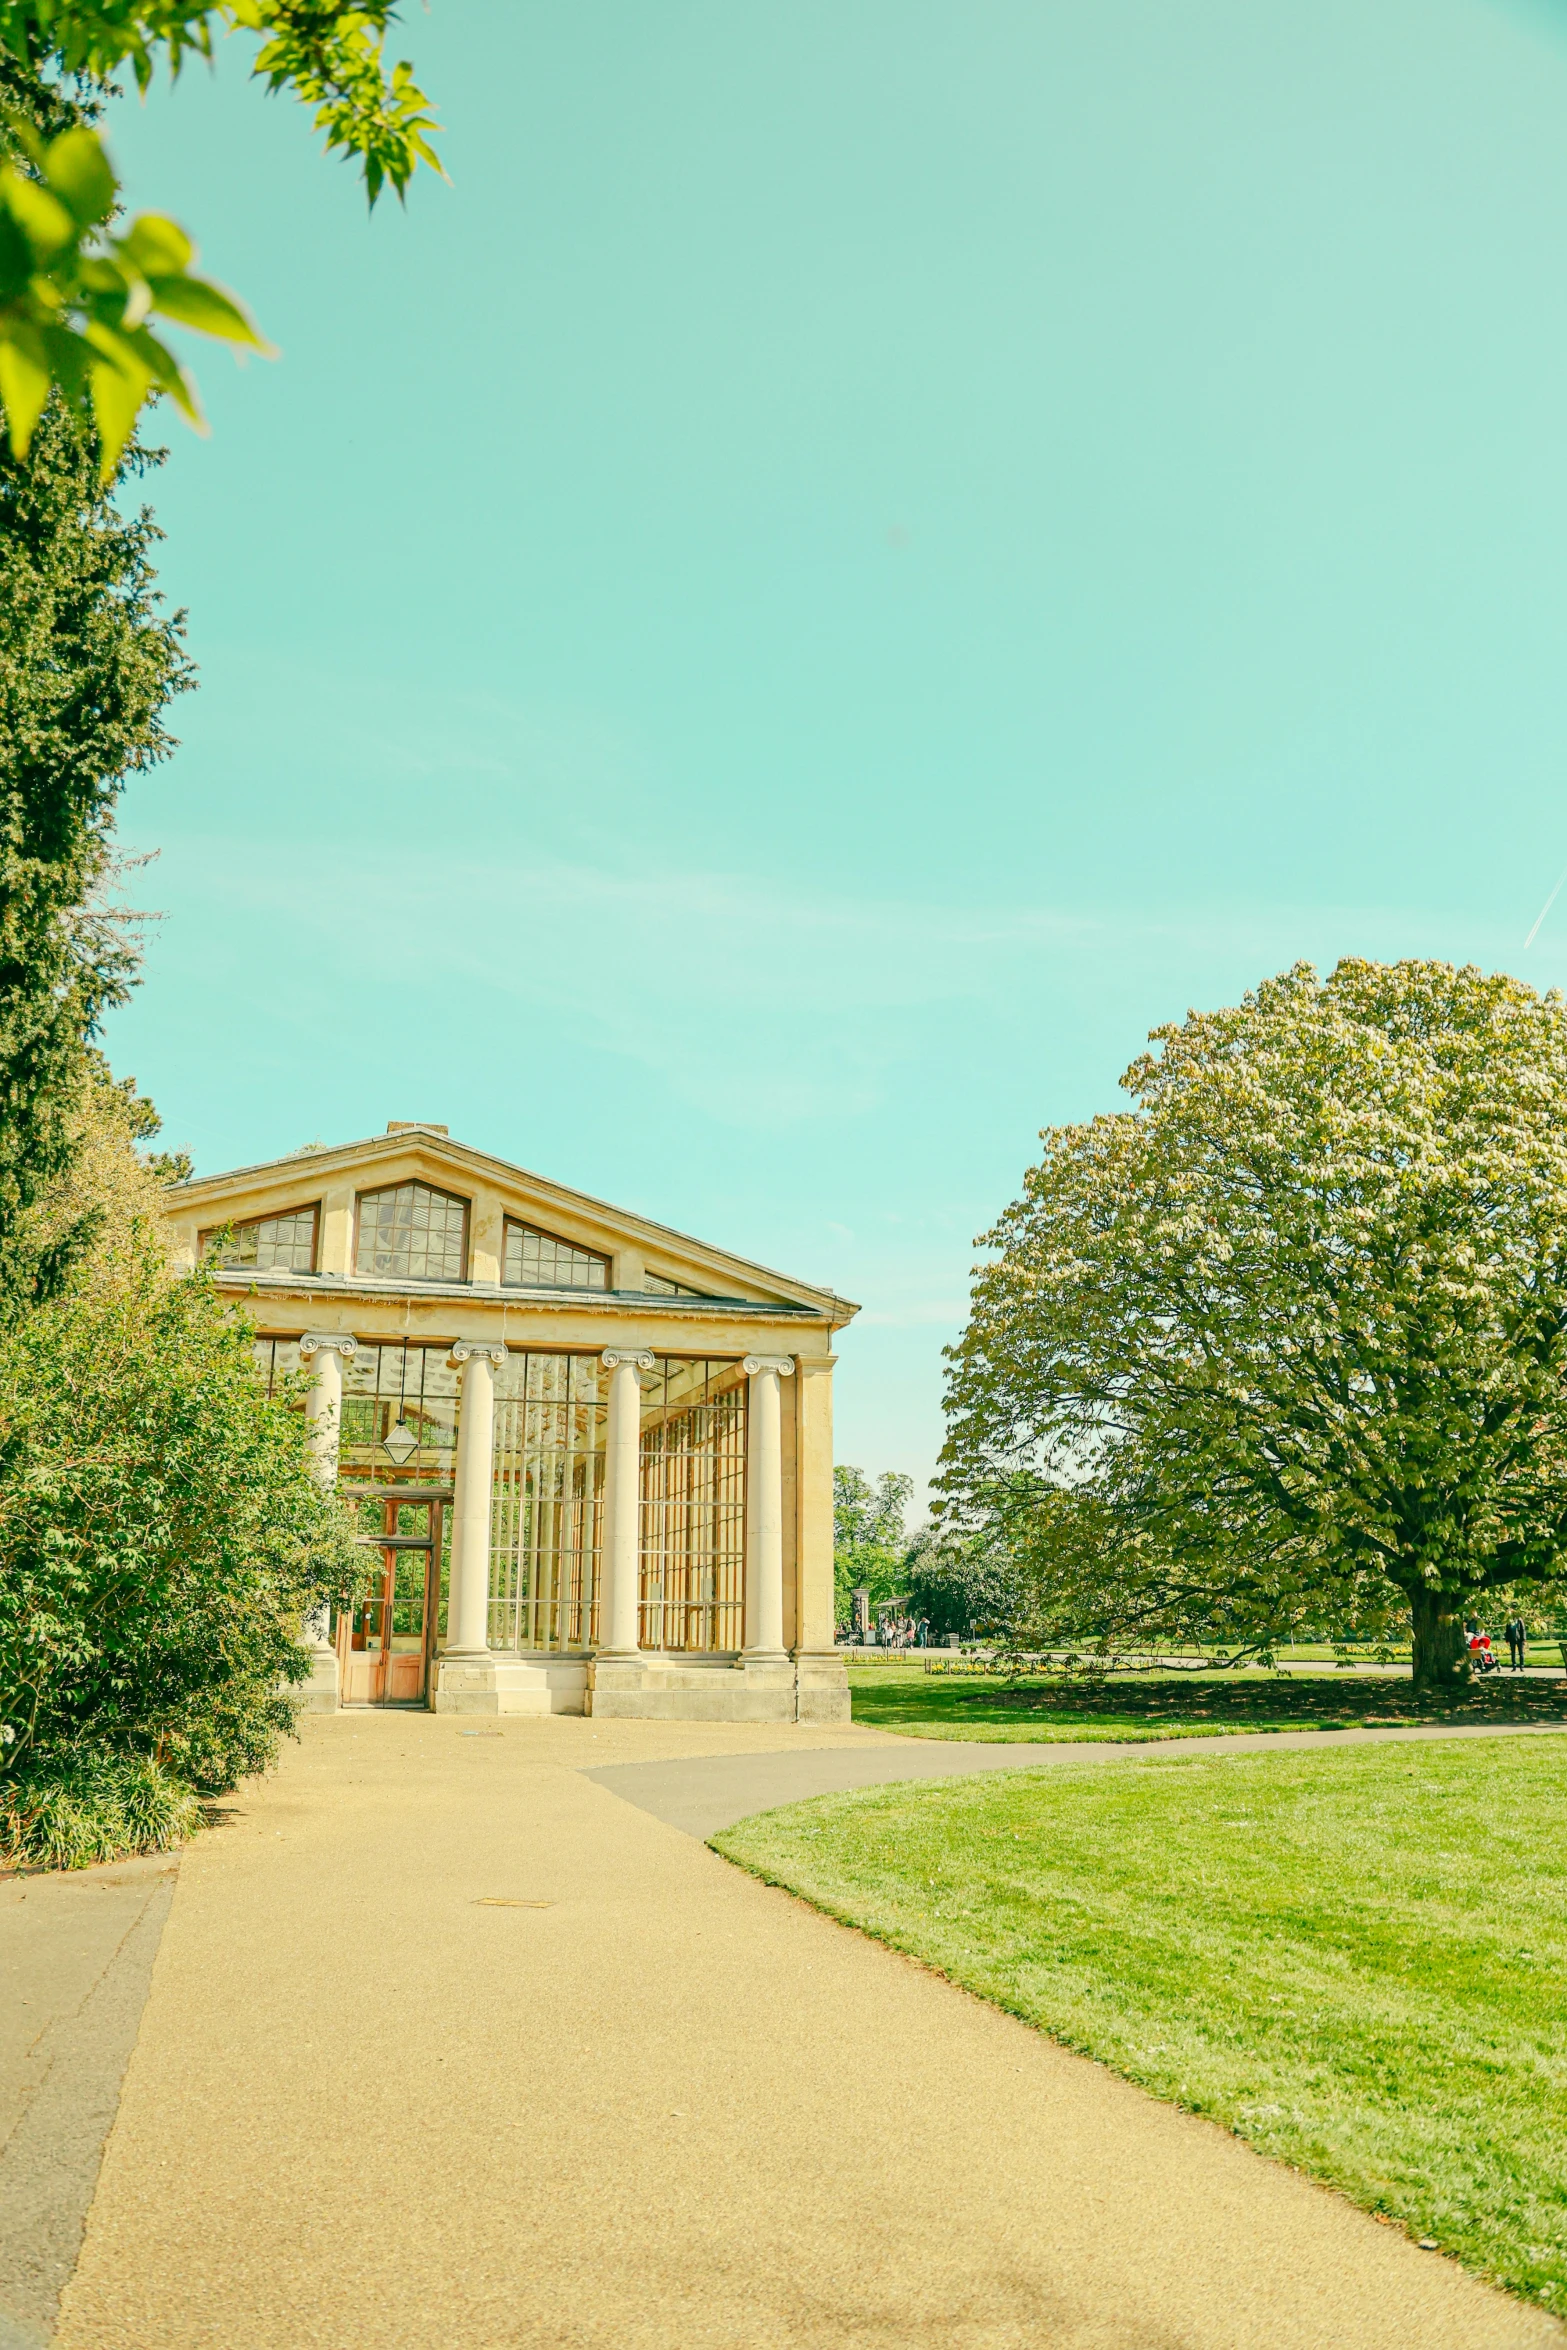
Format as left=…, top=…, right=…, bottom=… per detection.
left=355, top=1181, right=469, bottom=1282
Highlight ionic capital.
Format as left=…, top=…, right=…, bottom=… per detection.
left=300, top=1331, right=358, bottom=1360
left=602, top=1347, right=656, bottom=1372
left=450, top=1340, right=508, bottom=1371
left=742, top=1354, right=796, bottom=1378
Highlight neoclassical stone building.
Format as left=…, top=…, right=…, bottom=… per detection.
left=163, top=1124, right=855, bottom=1722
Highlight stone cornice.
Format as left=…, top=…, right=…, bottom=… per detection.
left=202, top=1266, right=833, bottom=1322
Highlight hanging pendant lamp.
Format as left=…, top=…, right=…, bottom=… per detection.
left=381, top=1344, right=418, bottom=1465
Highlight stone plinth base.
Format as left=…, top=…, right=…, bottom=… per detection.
left=431, top=1653, right=590, bottom=1715
left=314, top=1644, right=853, bottom=1723
left=793, top=1649, right=852, bottom=1724
left=585, top=1651, right=850, bottom=1724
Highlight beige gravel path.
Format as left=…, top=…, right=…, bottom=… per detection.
left=55, top=1711, right=1563, bottom=2350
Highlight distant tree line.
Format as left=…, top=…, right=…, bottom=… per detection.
left=833, top=1464, right=1013, bottom=1642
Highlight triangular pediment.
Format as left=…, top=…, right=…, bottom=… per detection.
left=166, top=1125, right=855, bottom=1320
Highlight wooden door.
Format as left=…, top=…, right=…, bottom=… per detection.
left=337, top=1495, right=444, bottom=1706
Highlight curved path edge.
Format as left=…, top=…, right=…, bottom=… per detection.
left=582, top=1715, right=1567, bottom=1838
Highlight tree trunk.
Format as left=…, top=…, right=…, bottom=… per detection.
left=1409, top=1586, right=1470, bottom=1693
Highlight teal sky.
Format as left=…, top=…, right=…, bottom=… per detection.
left=102, top=0, right=1567, bottom=1504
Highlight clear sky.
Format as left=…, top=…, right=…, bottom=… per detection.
left=101, top=0, right=1567, bottom=1508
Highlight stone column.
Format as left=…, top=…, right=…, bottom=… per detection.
left=742, top=1355, right=794, bottom=1661
left=298, top=1332, right=358, bottom=1711
left=301, top=1330, right=357, bottom=1483
left=444, top=1341, right=508, bottom=1658
left=792, top=1352, right=849, bottom=1721
left=598, top=1349, right=653, bottom=1658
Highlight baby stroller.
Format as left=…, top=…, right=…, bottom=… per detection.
left=1468, top=1631, right=1500, bottom=1675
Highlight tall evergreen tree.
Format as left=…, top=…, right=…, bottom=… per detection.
left=0, top=57, right=190, bottom=1309
left=0, top=403, right=189, bottom=1309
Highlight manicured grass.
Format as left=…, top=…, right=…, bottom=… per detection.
left=716, top=1735, right=1567, bottom=2315
left=849, top=1662, right=1567, bottom=1741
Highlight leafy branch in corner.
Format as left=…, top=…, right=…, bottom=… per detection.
left=0, top=4, right=441, bottom=468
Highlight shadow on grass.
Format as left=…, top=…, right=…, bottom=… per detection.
left=849, top=1666, right=1567, bottom=1742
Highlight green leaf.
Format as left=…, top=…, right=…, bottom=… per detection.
left=0, top=318, right=51, bottom=456
left=87, top=344, right=149, bottom=479
left=118, top=269, right=154, bottom=333
left=2, top=169, right=77, bottom=262
left=0, top=114, right=45, bottom=172
left=41, top=322, right=95, bottom=401
left=145, top=271, right=274, bottom=352
left=43, top=128, right=116, bottom=229
left=110, top=321, right=205, bottom=429
left=0, top=202, right=35, bottom=300
left=118, top=213, right=193, bottom=278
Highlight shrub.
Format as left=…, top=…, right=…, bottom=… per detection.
left=0, top=1074, right=362, bottom=1827
left=0, top=1745, right=203, bottom=1871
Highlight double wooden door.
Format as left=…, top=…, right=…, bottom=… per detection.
left=338, top=1491, right=447, bottom=1706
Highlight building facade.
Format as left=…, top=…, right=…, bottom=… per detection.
left=163, top=1125, right=856, bottom=1722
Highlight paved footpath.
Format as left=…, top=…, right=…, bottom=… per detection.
left=27, top=1713, right=1565, bottom=2349
left=0, top=1852, right=176, bottom=2350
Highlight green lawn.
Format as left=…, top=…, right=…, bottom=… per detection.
left=849, top=1662, right=1567, bottom=1741
left=716, top=1736, right=1567, bottom=2316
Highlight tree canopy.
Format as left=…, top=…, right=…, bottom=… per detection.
left=900, top=1524, right=1015, bottom=1643
left=938, top=960, right=1567, bottom=1690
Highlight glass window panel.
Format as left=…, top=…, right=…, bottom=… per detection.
left=348, top=1593, right=387, bottom=1653
left=338, top=1344, right=461, bottom=1488
left=252, top=1337, right=304, bottom=1400
left=206, top=1206, right=319, bottom=1273
left=484, top=1352, right=750, bottom=1657
left=354, top=1183, right=468, bottom=1282
left=502, top=1221, right=609, bottom=1291
left=637, top=1359, right=747, bottom=1654
left=389, top=1549, right=428, bottom=1647
left=488, top=1351, right=607, bottom=1652
left=641, top=1271, right=709, bottom=1298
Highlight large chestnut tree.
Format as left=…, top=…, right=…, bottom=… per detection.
left=939, top=959, right=1567, bottom=1691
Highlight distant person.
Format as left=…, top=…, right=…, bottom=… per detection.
left=1466, top=1625, right=1498, bottom=1673
left=1507, top=1615, right=1527, bottom=1672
